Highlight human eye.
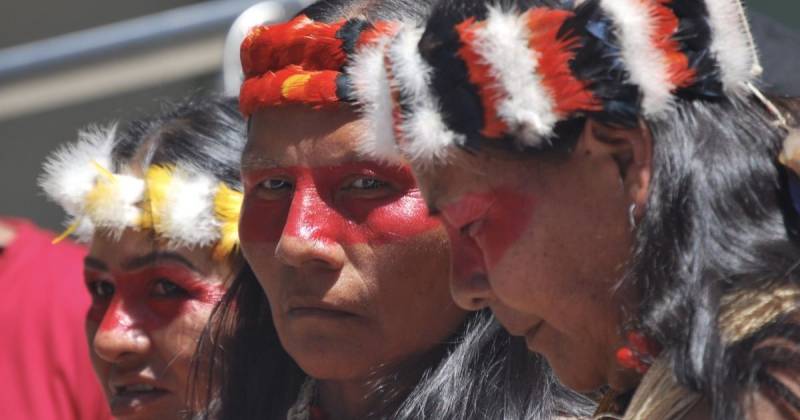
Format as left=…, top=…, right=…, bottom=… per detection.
left=87, top=280, right=115, bottom=300
left=349, top=177, right=388, bottom=190
left=152, top=278, right=190, bottom=298
left=260, top=179, right=293, bottom=191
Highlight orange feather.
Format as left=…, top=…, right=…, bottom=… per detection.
left=456, top=18, right=509, bottom=139
left=526, top=9, right=601, bottom=117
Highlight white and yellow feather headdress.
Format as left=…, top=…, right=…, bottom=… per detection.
left=40, top=123, right=243, bottom=260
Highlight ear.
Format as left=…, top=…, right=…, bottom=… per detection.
left=584, top=119, right=653, bottom=219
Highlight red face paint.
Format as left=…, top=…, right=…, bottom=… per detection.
left=441, top=188, right=535, bottom=268
left=239, top=162, right=440, bottom=245
left=85, top=265, right=224, bottom=333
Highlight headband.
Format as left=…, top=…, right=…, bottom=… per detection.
left=39, top=124, right=243, bottom=260
left=238, top=14, right=398, bottom=117
left=355, top=0, right=764, bottom=165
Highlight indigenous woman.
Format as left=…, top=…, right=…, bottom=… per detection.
left=355, top=0, right=800, bottom=418
left=197, top=1, right=592, bottom=419
left=39, top=98, right=246, bottom=420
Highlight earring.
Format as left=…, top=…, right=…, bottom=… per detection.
left=616, top=331, right=660, bottom=374
left=628, top=203, right=637, bottom=230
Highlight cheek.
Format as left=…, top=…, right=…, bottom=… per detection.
left=369, top=231, right=452, bottom=310
left=477, top=191, right=537, bottom=268
left=355, top=192, right=441, bottom=244
left=239, top=195, right=288, bottom=243
left=94, top=284, right=224, bottom=333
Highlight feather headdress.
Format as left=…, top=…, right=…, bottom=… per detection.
left=39, top=124, right=243, bottom=260
left=354, top=0, right=763, bottom=165
left=239, top=14, right=398, bottom=117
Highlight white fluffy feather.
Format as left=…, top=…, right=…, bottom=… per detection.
left=474, top=6, right=557, bottom=145
left=160, top=168, right=220, bottom=249
left=87, top=174, right=145, bottom=236
left=600, top=0, right=675, bottom=116
left=388, top=25, right=464, bottom=164
left=39, top=123, right=118, bottom=218
left=704, top=0, right=760, bottom=90
left=347, top=36, right=404, bottom=164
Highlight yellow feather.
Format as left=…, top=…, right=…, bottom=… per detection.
left=282, top=73, right=312, bottom=98
left=212, top=183, right=244, bottom=260
left=143, top=165, right=173, bottom=231
left=91, top=161, right=116, bottom=183
left=52, top=221, right=79, bottom=244
left=85, top=176, right=119, bottom=217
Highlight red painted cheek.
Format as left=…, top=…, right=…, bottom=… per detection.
left=480, top=190, right=536, bottom=268
left=239, top=194, right=289, bottom=243
left=340, top=189, right=441, bottom=244
left=444, top=189, right=535, bottom=269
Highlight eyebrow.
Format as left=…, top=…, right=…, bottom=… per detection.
left=122, top=252, right=199, bottom=272
left=84, top=257, right=108, bottom=271
left=240, top=154, right=378, bottom=172
left=240, top=155, right=282, bottom=172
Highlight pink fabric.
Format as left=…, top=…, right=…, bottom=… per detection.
left=0, top=218, right=110, bottom=420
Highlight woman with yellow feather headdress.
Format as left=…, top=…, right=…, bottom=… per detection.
left=39, top=97, right=247, bottom=420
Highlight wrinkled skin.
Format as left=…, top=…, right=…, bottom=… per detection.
left=240, top=104, right=466, bottom=419
left=412, top=120, right=650, bottom=392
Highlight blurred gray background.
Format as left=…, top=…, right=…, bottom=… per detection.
left=0, top=0, right=798, bottom=232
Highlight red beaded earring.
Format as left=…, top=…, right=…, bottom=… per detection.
left=616, top=331, right=661, bottom=374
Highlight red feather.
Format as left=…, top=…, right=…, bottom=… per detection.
left=239, top=66, right=341, bottom=116
left=648, top=0, right=695, bottom=88
left=241, top=15, right=347, bottom=77
left=456, top=18, right=508, bottom=139
left=526, top=9, right=601, bottom=117
left=357, top=21, right=400, bottom=48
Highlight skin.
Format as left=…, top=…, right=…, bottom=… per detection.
left=85, top=228, right=232, bottom=420
left=414, top=120, right=652, bottom=393
left=240, top=104, right=466, bottom=419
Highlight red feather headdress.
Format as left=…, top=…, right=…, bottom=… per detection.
left=239, top=15, right=398, bottom=117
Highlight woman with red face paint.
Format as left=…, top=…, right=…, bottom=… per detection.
left=356, top=0, right=800, bottom=418
left=193, top=1, right=593, bottom=420
left=39, top=97, right=247, bottom=420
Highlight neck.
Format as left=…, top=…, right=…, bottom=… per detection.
left=316, top=349, right=442, bottom=420
left=317, top=378, right=377, bottom=420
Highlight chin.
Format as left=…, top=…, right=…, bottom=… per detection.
left=544, top=351, right=608, bottom=393
left=108, top=395, right=184, bottom=420
left=282, top=332, right=381, bottom=381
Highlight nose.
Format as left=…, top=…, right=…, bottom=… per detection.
left=275, top=186, right=346, bottom=270
left=447, top=226, right=492, bottom=311
left=92, top=297, right=151, bottom=364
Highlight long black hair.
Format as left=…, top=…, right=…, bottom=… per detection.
left=628, top=94, right=800, bottom=419
left=101, top=96, right=250, bottom=415
left=419, top=0, right=800, bottom=417
left=193, top=1, right=594, bottom=419
left=111, top=96, right=246, bottom=189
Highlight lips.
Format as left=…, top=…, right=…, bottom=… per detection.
left=108, top=379, right=171, bottom=417
left=285, top=299, right=361, bottom=320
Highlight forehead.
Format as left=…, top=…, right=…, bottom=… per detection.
left=411, top=151, right=494, bottom=207
left=244, top=104, right=367, bottom=169
left=87, top=228, right=218, bottom=274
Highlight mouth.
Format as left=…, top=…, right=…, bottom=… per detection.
left=108, top=382, right=170, bottom=417
left=285, top=300, right=360, bottom=320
